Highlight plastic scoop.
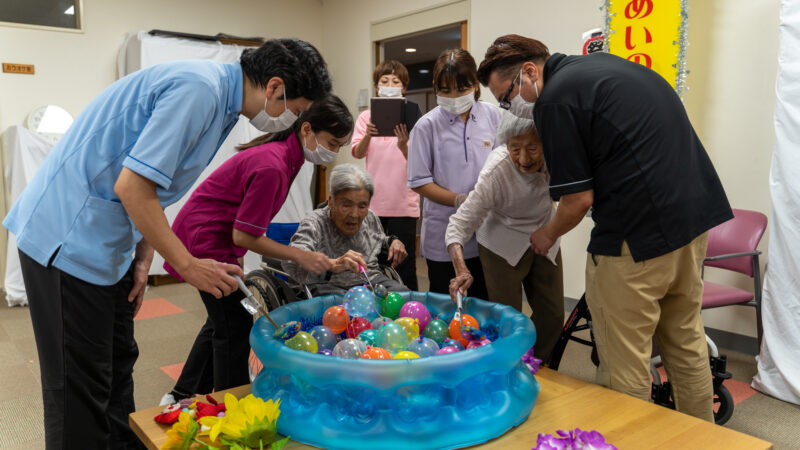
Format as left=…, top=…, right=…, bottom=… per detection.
left=234, top=275, right=299, bottom=340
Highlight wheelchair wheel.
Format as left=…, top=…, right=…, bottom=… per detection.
left=713, top=383, right=734, bottom=425
left=245, top=269, right=280, bottom=381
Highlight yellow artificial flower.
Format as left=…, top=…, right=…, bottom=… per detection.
left=161, top=411, right=198, bottom=450
left=198, top=393, right=283, bottom=448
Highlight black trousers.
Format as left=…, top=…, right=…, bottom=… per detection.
left=19, top=250, right=145, bottom=450
left=173, top=289, right=251, bottom=395
left=379, top=216, right=418, bottom=291
left=425, top=256, right=489, bottom=301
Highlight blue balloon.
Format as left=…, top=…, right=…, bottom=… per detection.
left=310, top=325, right=337, bottom=351
left=407, top=336, right=440, bottom=358
left=441, top=338, right=465, bottom=351
left=342, top=286, right=375, bottom=318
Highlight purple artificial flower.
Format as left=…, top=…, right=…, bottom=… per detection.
left=532, top=429, right=617, bottom=450
left=522, top=347, right=542, bottom=375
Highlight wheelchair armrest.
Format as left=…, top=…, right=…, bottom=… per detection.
left=704, top=250, right=761, bottom=263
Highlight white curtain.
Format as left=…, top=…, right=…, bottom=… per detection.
left=752, top=0, right=800, bottom=405
left=1, top=126, right=54, bottom=306
left=118, top=32, right=314, bottom=276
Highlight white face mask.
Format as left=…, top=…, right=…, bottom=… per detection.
left=437, top=92, right=475, bottom=115
left=303, top=133, right=338, bottom=164
left=509, top=69, right=537, bottom=120
left=378, top=86, right=403, bottom=98
left=249, top=87, right=298, bottom=132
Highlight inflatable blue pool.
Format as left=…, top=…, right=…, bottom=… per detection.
left=250, top=291, right=539, bottom=450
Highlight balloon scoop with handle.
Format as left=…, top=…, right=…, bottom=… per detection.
left=455, top=291, right=486, bottom=342
left=234, top=275, right=299, bottom=340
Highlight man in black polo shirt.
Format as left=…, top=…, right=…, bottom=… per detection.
left=477, top=34, right=732, bottom=422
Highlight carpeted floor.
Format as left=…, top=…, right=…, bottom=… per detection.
left=1, top=259, right=798, bottom=449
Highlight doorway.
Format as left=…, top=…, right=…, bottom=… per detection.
left=376, top=22, right=466, bottom=114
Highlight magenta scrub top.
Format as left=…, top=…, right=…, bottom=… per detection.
left=164, top=134, right=304, bottom=279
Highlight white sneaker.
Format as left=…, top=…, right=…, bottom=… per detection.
left=159, top=392, right=176, bottom=406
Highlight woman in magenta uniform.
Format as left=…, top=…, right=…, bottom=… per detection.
left=160, top=95, right=354, bottom=404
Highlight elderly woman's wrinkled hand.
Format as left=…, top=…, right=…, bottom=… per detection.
left=449, top=271, right=473, bottom=302
left=332, top=250, right=368, bottom=274
left=387, top=239, right=407, bottom=267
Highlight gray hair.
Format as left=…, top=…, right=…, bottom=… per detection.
left=495, top=109, right=536, bottom=146
left=329, top=163, right=374, bottom=198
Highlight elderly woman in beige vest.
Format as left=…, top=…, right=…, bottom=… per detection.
left=446, top=112, right=563, bottom=363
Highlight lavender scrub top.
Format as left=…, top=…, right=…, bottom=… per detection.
left=407, top=101, right=501, bottom=261
left=164, top=134, right=304, bottom=279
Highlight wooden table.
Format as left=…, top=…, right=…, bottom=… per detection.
left=130, top=368, right=771, bottom=449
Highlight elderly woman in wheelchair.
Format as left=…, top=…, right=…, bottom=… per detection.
left=277, top=163, right=409, bottom=297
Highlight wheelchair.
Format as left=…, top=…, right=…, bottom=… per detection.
left=245, top=240, right=404, bottom=380
left=548, top=294, right=734, bottom=425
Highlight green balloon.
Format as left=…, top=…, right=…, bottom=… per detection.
left=380, top=292, right=405, bottom=319
left=375, top=323, right=408, bottom=355
left=357, top=329, right=378, bottom=346
left=423, top=318, right=449, bottom=345
left=285, top=331, right=318, bottom=353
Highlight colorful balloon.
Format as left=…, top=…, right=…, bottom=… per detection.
left=285, top=331, right=318, bottom=353
left=440, top=338, right=465, bottom=351
left=359, top=329, right=379, bottom=346
left=422, top=317, right=449, bottom=345
left=394, top=317, right=420, bottom=342
left=332, top=339, right=367, bottom=359
left=342, top=286, right=375, bottom=318
left=460, top=325, right=486, bottom=342
left=394, top=351, right=420, bottom=359
left=373, top=283, right=389, bottom=299
left=374, top=323, right=409, bottom=355
left=310, top=325, right=337, bottom=351
left=379, top=292, right=405, bottom=319
left=371, top=316, right=393, bottom=330
left=399, top=301, right=431, bottom=331
left=361, top=346, right=393, bottom=359
left=436, top=346, right=460, bottom=355
left=407, top=337, right=440, bottom=358
left=323, top=305, right=349, bottom=334
left=467, top=338, right=492, bottom=350
left=346, top=317, right=372, bottom=339
left=449, top=314, right=479, bottom=347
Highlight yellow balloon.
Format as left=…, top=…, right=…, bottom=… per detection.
left=394, top=350, right=420, bottom=359
left=394, top=317, right=420, bottom=342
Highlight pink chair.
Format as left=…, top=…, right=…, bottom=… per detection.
left=702, top=208, right=768, bottom=346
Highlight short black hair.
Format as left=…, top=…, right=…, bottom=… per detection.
left=240, top=38, right=332, bottom=101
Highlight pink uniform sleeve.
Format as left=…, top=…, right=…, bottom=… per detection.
left=350, top=110, right=370, bottom=156
left=233, top=167, right=287, bottom=236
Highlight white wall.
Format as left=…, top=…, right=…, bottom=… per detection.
left=0, top=0, right=325, bottom=131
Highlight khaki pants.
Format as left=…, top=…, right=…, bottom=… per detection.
left=479, top=244, right=564, bottom=363
left=585, top=233, right=714, bottom=422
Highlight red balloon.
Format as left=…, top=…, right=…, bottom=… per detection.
left=346, top=317, right=372, bottom=339
left=323, top=306, right=349, bottom=334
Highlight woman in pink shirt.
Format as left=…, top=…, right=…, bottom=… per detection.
left=161, top=95, right=356, bottom=404
left=352, top=60, right=423, bottom=290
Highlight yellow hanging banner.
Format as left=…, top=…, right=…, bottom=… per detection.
left=607, top=0, right=687, bottom=93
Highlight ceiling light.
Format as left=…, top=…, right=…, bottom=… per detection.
left=405, top=48, right=417, bottom=53
left=419, top=69, right=430, bottom=74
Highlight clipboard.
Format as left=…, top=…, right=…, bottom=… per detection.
left=370, top=97, right=406, bottom=136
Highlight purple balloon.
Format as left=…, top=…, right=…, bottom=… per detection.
left=398, top=301, right=431, bottom=331
left=466, top=338, right=492, bottom=349
left=436, top=346, right=460, bottom=355
left=318, top=348, right=333, bottom=356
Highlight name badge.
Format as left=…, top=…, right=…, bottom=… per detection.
left=482, top=140, right=492, bottom=149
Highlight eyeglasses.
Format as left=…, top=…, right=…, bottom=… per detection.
left=498, top=72, right=521, bottom=110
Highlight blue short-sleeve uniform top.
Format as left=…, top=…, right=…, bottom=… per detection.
left=3, top=60, right=244, bottom=285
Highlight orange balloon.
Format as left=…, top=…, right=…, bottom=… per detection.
left=361, top=346, right=393, bottom=359
left=322, top=306, right=350, bottom=334
left=449, top=314, right=479, bottom=347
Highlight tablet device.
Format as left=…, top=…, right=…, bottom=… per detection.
left=371, top=97, right=405, bottom=136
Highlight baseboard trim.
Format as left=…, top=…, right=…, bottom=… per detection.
left=562, top=297, right=758, bottom=356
